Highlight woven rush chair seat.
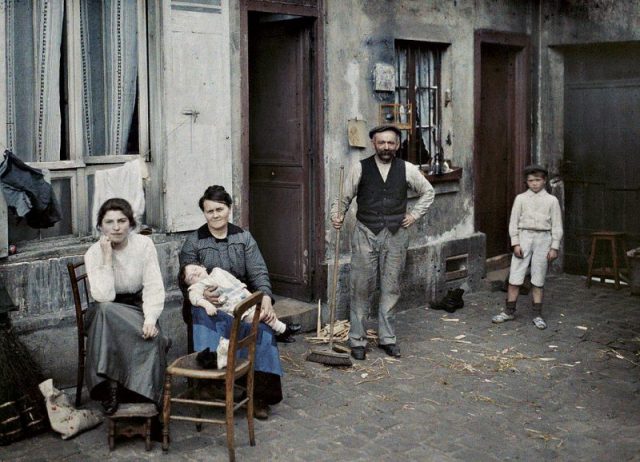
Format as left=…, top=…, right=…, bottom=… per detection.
left=162, top=291, right=263, bottom=462
left=166, top=353, right=251, bottom=381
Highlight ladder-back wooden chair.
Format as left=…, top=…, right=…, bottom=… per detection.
left=162, top=291, right=263, bottom=462
left=67, top=261, right=90, bottom=408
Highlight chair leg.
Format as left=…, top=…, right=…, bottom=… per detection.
left=108, top=419, right=115, bottom=451
left=612, top=238, right=620, bottom=289
left=162, top=374, right=172, bottom=452
left=76, top=357, right=84, bottom=408
left=586, top=237, right=597, bottom=287
left=145, top=418, right=152, bottom=451
left=226, top=388, right=235, bottom=462
left=247, top=393, right=255, bottom=447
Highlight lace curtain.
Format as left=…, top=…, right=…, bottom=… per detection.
left=80, top=0, right=139, bottom=156
left=5, top=0, right=139, bottom=161
left=6, top=0, right=64, bottom=162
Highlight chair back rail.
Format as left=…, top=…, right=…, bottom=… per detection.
left=67, top=261, right=89, bottom=407
left=225, top=292, right=263, bottom=378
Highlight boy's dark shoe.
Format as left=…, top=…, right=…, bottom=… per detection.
left=275, top=322, right=302, bottom=343
left=379, top=344, right=401, bottom=358
left=351, top=346, right=366, bottom=360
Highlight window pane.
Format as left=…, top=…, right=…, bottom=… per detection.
left=6, top=1, right=64, bottom=162
left=8, top=177, right=73, bottom=244
left=80, top=0, right=140, bottom=156
left=395, top=41, right=443, bottom=167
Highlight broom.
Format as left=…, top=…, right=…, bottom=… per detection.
left=306, top=166, right=352, bottom=366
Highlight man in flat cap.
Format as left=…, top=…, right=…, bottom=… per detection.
left=330, top=125, right=434, bottom=360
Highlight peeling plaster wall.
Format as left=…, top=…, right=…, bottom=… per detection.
left=324, top=0, right=531, bottom=310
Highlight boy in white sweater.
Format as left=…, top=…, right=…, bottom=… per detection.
left=180, top=263, right=299, bottom=342
left=492, top=165, right=563, bottom=329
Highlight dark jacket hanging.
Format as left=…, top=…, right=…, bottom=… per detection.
left=0, top=150, right=62, bottom=228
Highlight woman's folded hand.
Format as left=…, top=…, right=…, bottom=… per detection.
left=142, top=322, right=159, bottom=339
left=259, top=296, right=276, bottom=324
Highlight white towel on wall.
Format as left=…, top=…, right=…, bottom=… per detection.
left=92, top=158, right=147, bottom=234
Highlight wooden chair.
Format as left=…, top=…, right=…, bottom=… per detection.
left=67, top=261, right=90, bottom=408
left=586, top=231, right=630, bottom=289
left=162, top=291, right=263, bottom=462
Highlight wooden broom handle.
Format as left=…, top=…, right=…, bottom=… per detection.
left=329, top=166, right=344, bottom=350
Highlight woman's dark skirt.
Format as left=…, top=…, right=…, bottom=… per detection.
left=84, top=300, right=169, bottom=404
left=191, top=307, right=283, bottom=405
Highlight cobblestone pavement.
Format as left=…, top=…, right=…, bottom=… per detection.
left=3, top=274, right=640, bottom=461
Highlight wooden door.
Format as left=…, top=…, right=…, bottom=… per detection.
left=563, top=44, right=640, bottom=273
left=476, top=44, right=518, bottom=258
left=248, top=17, right=313, bottom=300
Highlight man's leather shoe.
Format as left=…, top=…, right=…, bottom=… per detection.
left=351, top=346, right=366, bottom=360
left=253, top=401, right=269, bottom=420
left=379, top=344, right=401, bottom=358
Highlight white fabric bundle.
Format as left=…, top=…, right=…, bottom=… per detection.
left=38, top=379, right=102, bottom=440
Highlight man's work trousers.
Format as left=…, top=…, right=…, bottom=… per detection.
left=348, top=221, right=409, bottom=348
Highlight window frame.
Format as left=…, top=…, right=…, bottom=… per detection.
left=4, top=0, right=150, bottom=244
left=395, top=40, right=448, bottom=169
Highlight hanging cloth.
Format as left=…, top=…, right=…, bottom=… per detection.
left=91, top=158, right=146, bottom=233
left=0, top=151, right=62, bottom=229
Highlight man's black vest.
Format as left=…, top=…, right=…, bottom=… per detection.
left=356, top=155, right=407, bottom=234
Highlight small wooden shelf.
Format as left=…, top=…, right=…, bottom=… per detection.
left=423, top=166, right=463, bottom=184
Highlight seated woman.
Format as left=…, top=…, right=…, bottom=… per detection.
left=179, top=185, right=299, bottom=420
left=84, top=198, right=169, bottom=415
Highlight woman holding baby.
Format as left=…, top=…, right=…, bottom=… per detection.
left=179, top=185, right=298, bottom=419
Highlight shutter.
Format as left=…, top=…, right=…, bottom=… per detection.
left=164, top=0, right=232, bottom=232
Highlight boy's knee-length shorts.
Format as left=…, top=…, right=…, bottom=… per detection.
left=509, top=230, right=552, bottom=288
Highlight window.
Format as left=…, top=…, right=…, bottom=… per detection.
left=4, top=0, right=149, bottom=244
left=395, top=41, right=446, bottom=168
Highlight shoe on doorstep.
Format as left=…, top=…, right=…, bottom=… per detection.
left=532, top=316, right=547, bottom=330
left=379, top=344, right=401, bottom=358
left=492, top=312, right=515, bottom=324
left=253, top=401, right=270, bottom=420
left=350, top=346, right=366, bottom=360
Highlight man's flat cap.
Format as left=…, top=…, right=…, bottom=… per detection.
left=523, top=164, right=548, bottom=177
left=368, top=124, right=402, bottom=139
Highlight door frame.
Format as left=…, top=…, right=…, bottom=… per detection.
left=239, top=0, right=325, bottom=299
left=473, top=30, right=531, bottom=244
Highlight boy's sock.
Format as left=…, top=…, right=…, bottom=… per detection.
left=532, top=303, right=543, bottom=316
left=505, top=301, right=517, bottom=315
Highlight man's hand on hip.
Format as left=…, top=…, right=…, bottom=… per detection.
left=401, top=213, right=416, bottom=228
left=331, top=214, right=344, bottom=230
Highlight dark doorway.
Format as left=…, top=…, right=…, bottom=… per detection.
left=474, top=32, right=530, bottom=261
left=247, top=13, right=315, bottom=300
left=563, top=43, right=640, bottom=274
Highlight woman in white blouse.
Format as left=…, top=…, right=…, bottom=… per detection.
left=84, top=198, right=169, bottom=415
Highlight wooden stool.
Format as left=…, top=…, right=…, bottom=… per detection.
left=586, top=231, right=630, bottom=289
left=108, top=403, right=158, bottom=451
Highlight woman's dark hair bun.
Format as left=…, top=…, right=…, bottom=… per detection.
left=198, top=185, right=232, bottom=210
